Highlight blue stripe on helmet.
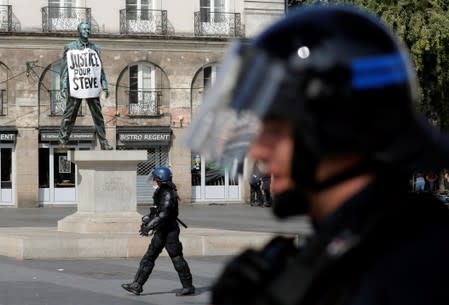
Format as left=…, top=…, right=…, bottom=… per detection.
left=351, top=54, right=409, bottom=89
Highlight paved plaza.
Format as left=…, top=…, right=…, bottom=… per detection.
left=0, top=203, right=311, bottom=304
left=0, top=255, right=227, bottom=305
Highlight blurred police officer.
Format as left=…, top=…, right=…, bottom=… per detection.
left=121, top=167, right=195, bottom=296
left=185, top=3, right=449, bottom=305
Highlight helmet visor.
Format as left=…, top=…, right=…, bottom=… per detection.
left=183, top=41, right=286, bottom=174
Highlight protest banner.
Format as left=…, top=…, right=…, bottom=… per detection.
left=67, top=48, right=102, bottom=99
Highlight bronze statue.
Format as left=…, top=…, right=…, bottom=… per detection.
left=58, top=22, right=113, bottom=150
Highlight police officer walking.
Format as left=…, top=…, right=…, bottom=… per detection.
left=121, top=167, right=195, bottom=296
left=185, top=3, right=449, bottom=305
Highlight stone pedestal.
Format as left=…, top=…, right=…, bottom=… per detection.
left=57, top=150, right=147, bottom=233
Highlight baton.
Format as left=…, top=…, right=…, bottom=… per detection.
left=177, top=217, right=188, bottom=229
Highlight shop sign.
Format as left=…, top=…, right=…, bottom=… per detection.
left=118, top=132, right=171, bottom=145
left=0, top=133, right=15, bottom=142
left=41, top=133, right=95, bottom=141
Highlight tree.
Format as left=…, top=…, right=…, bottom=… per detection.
left=289, top=0, right=449, bottom=131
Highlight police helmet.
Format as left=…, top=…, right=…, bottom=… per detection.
left=185, top=4, right=449, bottom=192
left=151, top=167, right=172, bottom=183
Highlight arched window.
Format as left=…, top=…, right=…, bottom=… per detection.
left=0, top=63, right=8, bottom=115
left=191, top=64, right=218, bottom=114
left=50, top=61, right=66, bottom=115
left=128, top=63, right=158, bottom=116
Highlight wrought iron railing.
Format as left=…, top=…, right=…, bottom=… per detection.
left=127, top=90, right=161, bottom=116
left=48, top=90, right=83, bottom=116
left=120, top=9, right=168, bottom=35
left=41, top=6, right=92, bottom=32
left=0, top=89, right=7, bottom=115
left=0, top=5, right=13, bottom=32
left=194, top=11, right=242, bottom=37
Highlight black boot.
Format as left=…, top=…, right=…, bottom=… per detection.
left=176, top=277, right=195, bottom=296
left=121, top=282, right=143, bottom=295
left=122, top=260, right=154, bottom=295
left=172, top=255, right=195, bottom=296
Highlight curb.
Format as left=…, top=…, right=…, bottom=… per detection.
left=0, top=227, right=280, bottom=260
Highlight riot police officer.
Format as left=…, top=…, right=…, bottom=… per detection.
left=121, top=167, right=195, bottom=296
left=184, top=3, right=449, bottom=305
left=249, top=162, right=263, bottom=206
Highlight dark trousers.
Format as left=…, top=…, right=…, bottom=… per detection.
left=134, top=225, right=193, bottom=287
left=58, top=96, right=107, bottom=144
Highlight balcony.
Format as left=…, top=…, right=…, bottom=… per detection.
left=41, top=6, right=92, bottom=32
left=194, top=11, right=242, bottom=37
left=48, top=90, right=83, bottom=116
left=120, top=9, right=168, bottom=35
left=127, top=90, right=161, bottom=117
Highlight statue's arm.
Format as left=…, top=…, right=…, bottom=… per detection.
left=92, top=44, right=108, bottom=91
left=60, top=45, right=70, bottom=91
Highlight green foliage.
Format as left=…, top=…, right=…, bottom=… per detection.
left=290, top=0, right=449, bottom=131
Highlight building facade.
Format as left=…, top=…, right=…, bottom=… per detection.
left=0, top=0, right=284, bottom=207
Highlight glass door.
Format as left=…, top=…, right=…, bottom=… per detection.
left=39, top=143, right=91, bottom=205
left=191, top=153, right=241, bottom=202
left=0, top=145, right=13, bottom=205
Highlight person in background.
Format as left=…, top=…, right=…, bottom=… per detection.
left=425, top=171, right=438, bottom=192
left=260, top=172, right=272, bottom=208
left=415, top=172, right=426, bottom=192
left=249, top=161, right=263, bottom=206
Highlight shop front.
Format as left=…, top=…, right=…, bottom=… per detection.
left=0, top=127, right=16, bottom=206
left=117, top=127, right=171, bottom=204
left=191, top=153, right=241, bottom=202
left=38, top=127, right=95, bottom=205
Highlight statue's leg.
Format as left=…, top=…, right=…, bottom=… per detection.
left=58, top=97, right=81, bottom=145
left=87, top=98, right=112, bottom=149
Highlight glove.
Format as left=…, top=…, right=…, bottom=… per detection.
left=211, top=236, right=297, bottom=305
left=139, top=223, right=151, bottom=236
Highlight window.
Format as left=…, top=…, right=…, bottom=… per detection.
left=200, top=0, right=225, bottom=23
left=191, top=64, right=218, bottom=113
left=126, top=0, right=152, bottom=20
left=128, top=63, right=158, bottom=116
left=50, top=61, right=66, bottom=115
left=48, top=0, right=73, bottom=18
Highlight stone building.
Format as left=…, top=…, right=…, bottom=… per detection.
left=0, top=0, right=284, bottom=207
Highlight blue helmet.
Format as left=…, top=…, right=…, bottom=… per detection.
left=151, top=167, right=172, bottom=183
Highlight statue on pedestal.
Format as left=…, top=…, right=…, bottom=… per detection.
left=58, top=22, right=113, bottom=150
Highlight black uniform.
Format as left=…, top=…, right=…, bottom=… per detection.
left=211, top=176, right=449, bottom=305
left=249, top=166, right=262, bottom=206
left=124, top=182, right=194, bottom=296
left=260, top=175, right=271, bottom=207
